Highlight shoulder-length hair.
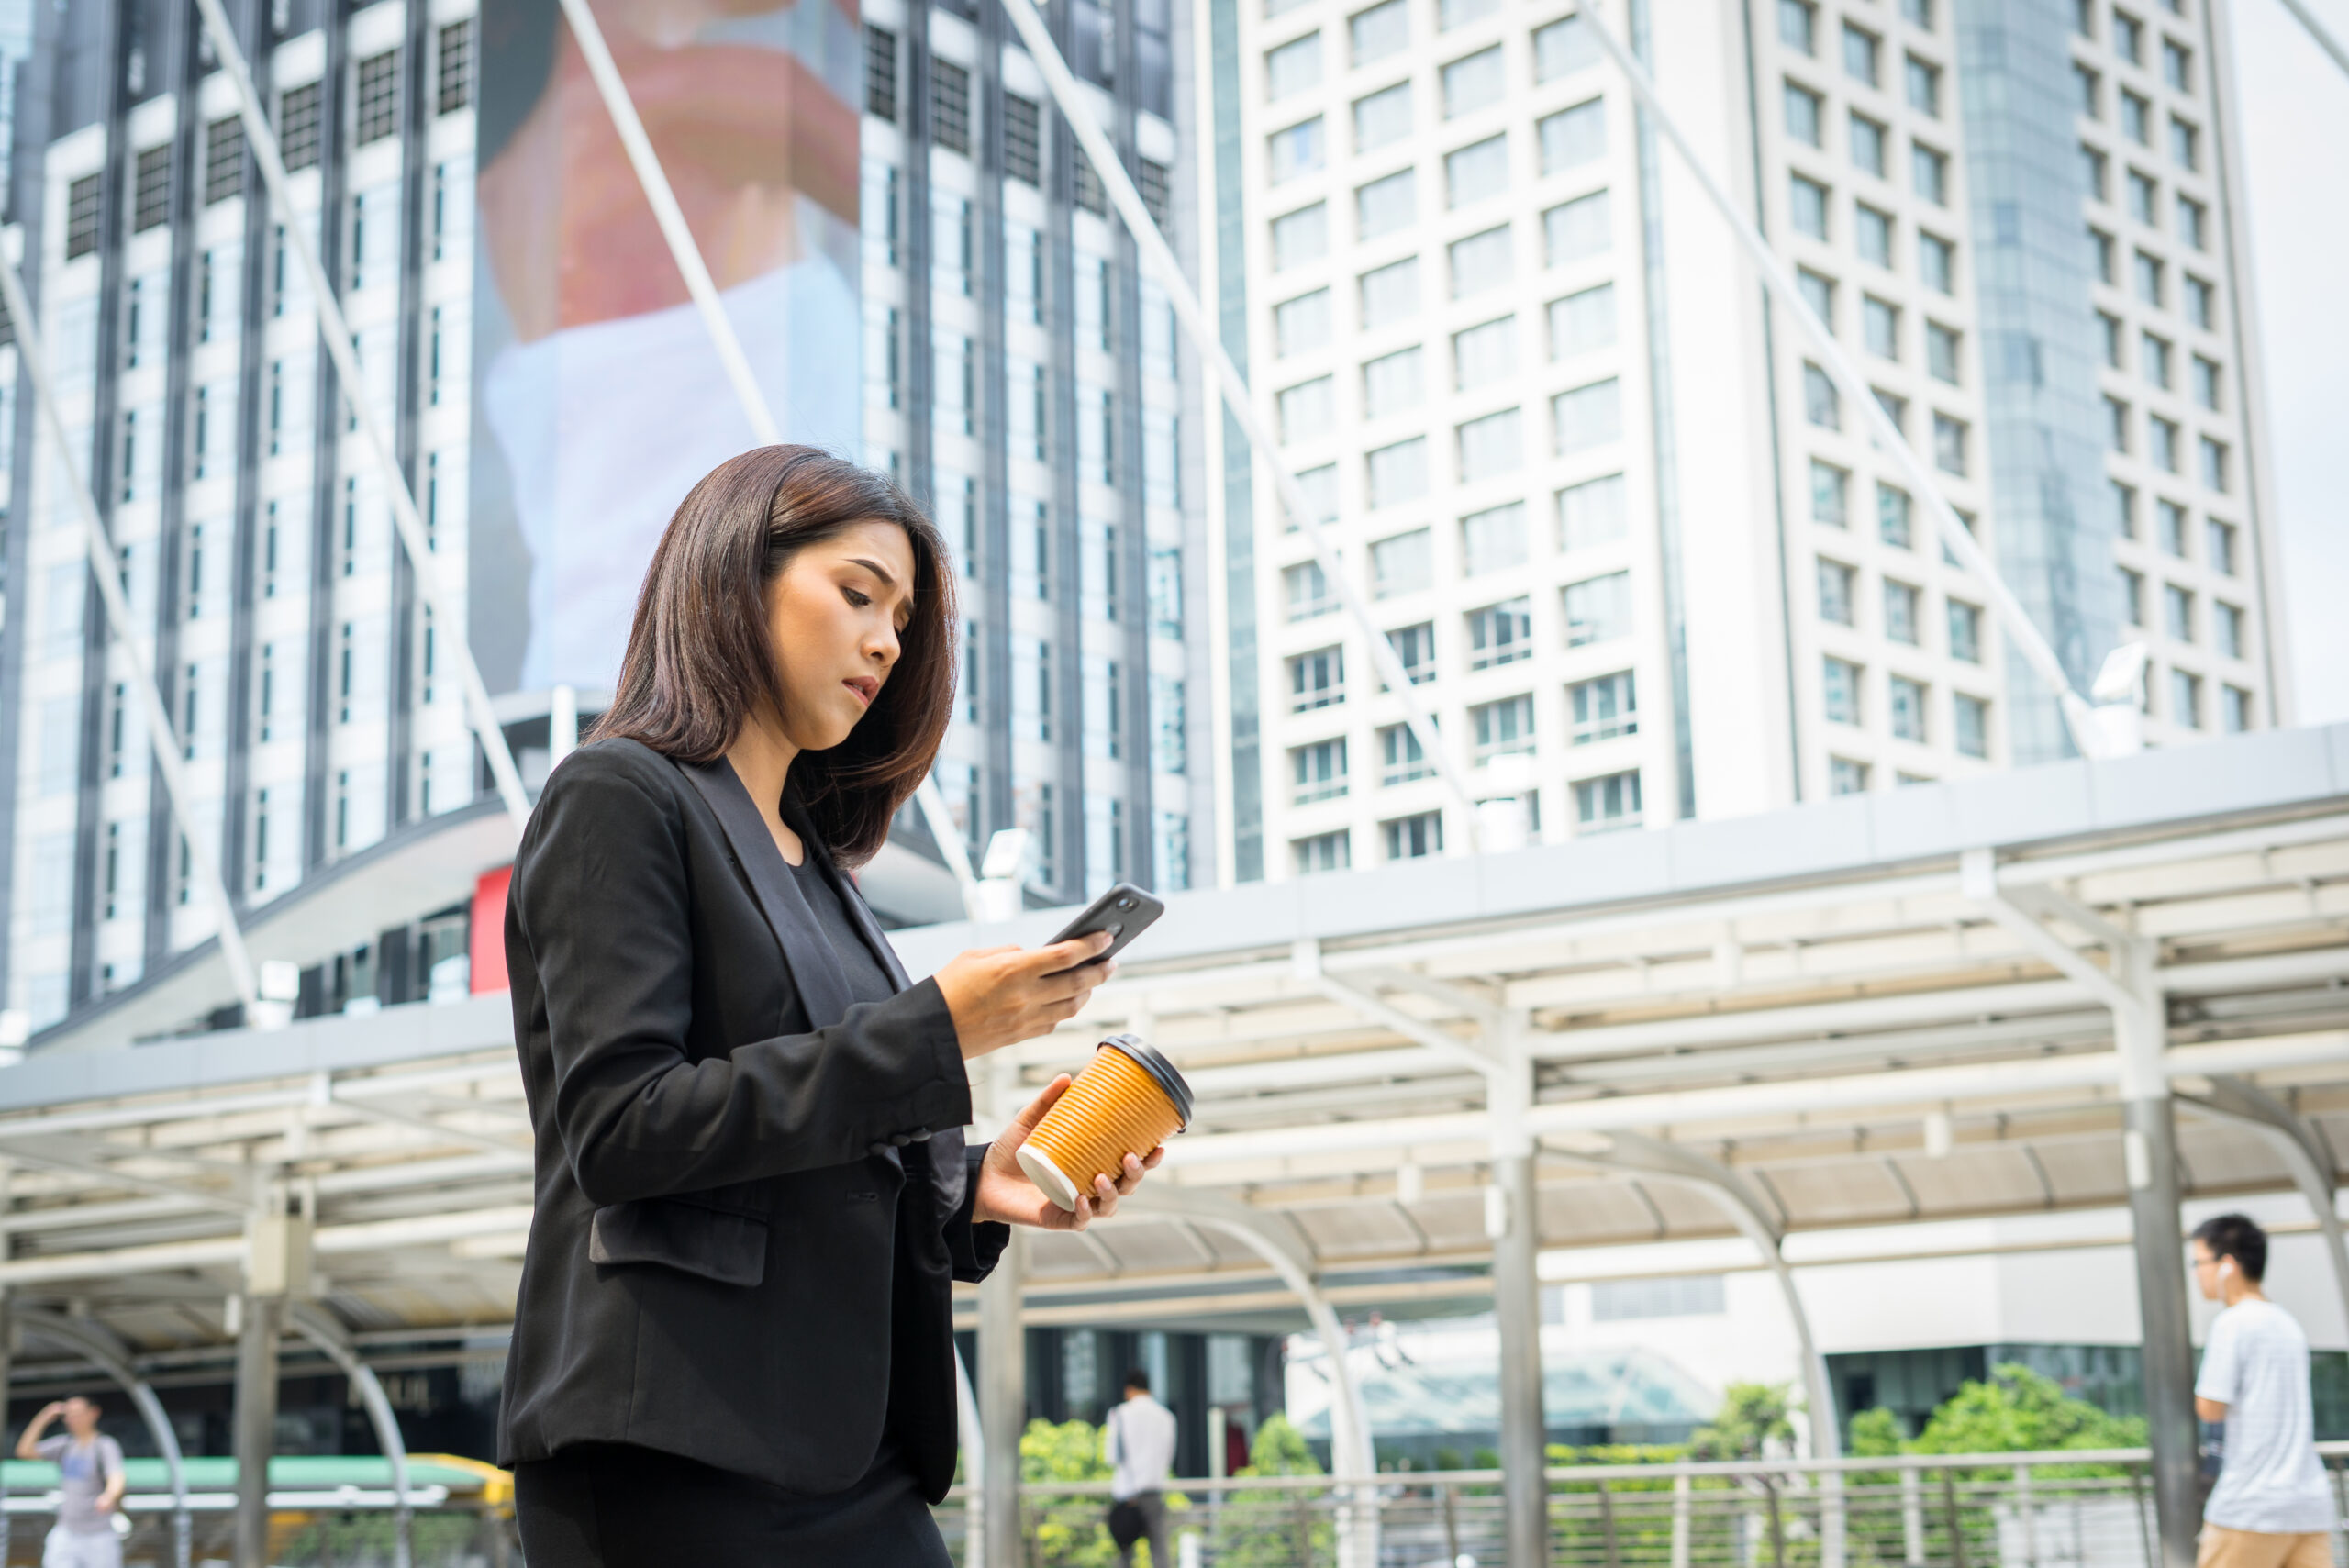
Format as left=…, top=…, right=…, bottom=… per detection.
left=588, top=446, right=957, bottom=866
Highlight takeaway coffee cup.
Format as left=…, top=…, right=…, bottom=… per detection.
left=1016, top=1034, right=1192, bottom=1211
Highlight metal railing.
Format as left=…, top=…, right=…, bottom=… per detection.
left=938, top=1445, right=2349, bottom=1568
left=0, top=1496, right=516, bottom=1568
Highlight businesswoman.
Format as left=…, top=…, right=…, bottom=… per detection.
left=498, top=446, right=1157, bottom=1565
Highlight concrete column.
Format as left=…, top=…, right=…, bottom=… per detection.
left=2115, top=943, right=2197, bottom=1568
left=1492, top=1150, right=1548, bottom=1567
left=979, top=1228, right=1028, bottom=1568
left=231, top=1293, right=283, bottom=1568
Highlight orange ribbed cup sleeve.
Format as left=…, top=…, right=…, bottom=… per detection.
left=1021, top=1046, right=1185, bottom=1199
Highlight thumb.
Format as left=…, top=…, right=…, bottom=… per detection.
left=1001, top=1074, right=1074, bottom=1143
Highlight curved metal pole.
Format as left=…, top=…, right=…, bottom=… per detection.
left=288, top=1303, right=411, bottom=1568
left=2177, top=1079, right=2349, bottom=1326
left=16, top=1310, right=190, bottom=1568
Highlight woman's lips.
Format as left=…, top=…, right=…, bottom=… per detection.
left=844, top=676, right=878, bottom=707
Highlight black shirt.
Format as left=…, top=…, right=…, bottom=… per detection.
left=787, top=855, right=897, bottom=1007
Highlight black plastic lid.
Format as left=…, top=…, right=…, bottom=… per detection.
left=1098, top=1033, right=1192, bottom=1131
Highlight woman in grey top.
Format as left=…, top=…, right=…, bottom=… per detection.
left=16, top=1396, right=126, bottom=1568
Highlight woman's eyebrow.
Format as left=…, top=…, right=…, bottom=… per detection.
left=846, top=556, right=898, bottom=589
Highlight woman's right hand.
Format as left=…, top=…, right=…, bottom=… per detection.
left=934, top=932, right=1118, bottom=1060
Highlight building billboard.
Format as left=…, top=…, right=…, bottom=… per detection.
left=467, top=0, right=863, bottom=696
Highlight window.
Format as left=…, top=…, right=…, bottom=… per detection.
left=2221, top=685, right=2252, bottom=733
left=1354, top=81, right=1414, bottom=151
left=1954, top=694, right=1989, bottom=757
left=1553, top=377, right=1623, bottom=451
left=1545, top=190, right=1611, bottom=264
left=2177, top=195, right=2206, bottom=250
left=1879, top=482, right=1912, bottom=547
left=1570, top=672, right=1638, bottom=743
left=2214, top=598, right=2243, bottom=658
left=1905, top=54, right=1941, bottom=114
left=2081, top=143, right=2109, bottom=200
left=2077, top=62, right=2102, bottom=117
left=2128, top=168, right=2158, bottom=224
left=2135, top=250, right=2165, bottom=306
left=2089, top=227, right=2116, bottom=282
left=1450, top=226, right=1512, bottom=296
left=1564, top=571, right=1633, bottom=644
left=1462, top=501, right=1528, bottom=574
left=1536, top=15, right=1599, bottom=79
left=1472, top=695, right=1535, bottom=761
left=2200, top=436, right=2228, bottom=493
left=1823, top=656, right=1862, bottom=722
left=1831, top=758, right=1870, bottom=795
left=1948, top=598, right=1983, bottom=662
left=1905, top=0, right=1935, bottom=25
left=1550, top=284, right=1616, bottom=359
left=1926, top=321, right=1961, bottom=384
left=1799, top=268, right=1835, bottom=328
left=2171, top=116, right=2199, bottom=170
left=2099, top=311, right=2124, bottom=367
left=356, top=49, right=402, bottom=144
left=2151, top=414, right=2178, bottom=472
left=2114, top=8, right=2144, bottom=59
left=1561, top=474, right=1628, bottom=549
left=1388, top=622, right=1438, bottom=684
left=1920, top=231, right=1955, bottom=294
left=1270, top=117, right=1326, bottom=183
left=1353, top=0, right=1410, bottom=63
left=2170, top=668, right=2201, bottom=728
left=67, top=173, right=103, bottom=259
left=1440, top=0, right=1500, bottom=28
left=1912, top=142, right=1949, bottom=205
left=1363, top=345, right=1424, bottom=418
left=1267, top=32, right=1324, bottom=99
left=2112, top=479, right=2139, bottom=536
left=132, top=143, right=172, bottom=232
left=1574, top=771, right=1642, bottom=832
left=1781, top=0, right=1819, bottom=53
left=1367, top=436, right=1429, bottom=506
left=1458, top=407, right=1522, bottom=482
left=279, top=82, right=323, bottom=172
left=1273, top=204, right=1329, bottom=269
left=1286, top=559, right=1337, bottom=620
left=1382, top=721, right=1435, bottom=782
left=1384, top=812, right=1443, bottom=860
left=2165, top=582, right=2196, bottom=642
left=1856, top=204, right=1893, bottom=266
left=1444, top=47, right=1507, bottom=118
left=1468, top=597, right=1532, bottom=669
left=1005, top=94, right=1042, bottom=183
left=1851, top=113, right=1887, bottom=175
left=1373, top=528, right=1432, bottom=596
left=1785, top=82, right=1823, bottom=146
left=1292, top=740, right=1349, bottom=803
left=1290, top=647, right=1345, bottom=710
left=1458, top=314, right=1519, bottom=387
left=2121, top=88, right=2151, bottom=143
left=1811, top=460, right=1850, bottom=527
left=1540, top=98, right=1608, bottom=172
left=1889, top=675, right=1927, bottom=741
left=2121, top=566, right=2145, bottom=626
left=2186, top=274, right=2215, bottom=328
left=864, top=25, right=900, bottom=120
left=1932, top=412, right=1967, bottom=474
left=1885, top=579, right=1920, bottom=643
left=2207, top=517, right=2236, bottom=574
left=2164, top=38, right=2192, bottom=90
left=204, top=116, right=245, bottom=206
left=1276, top=289, right=1333, bottom=356
left=1804, top=362, right=1840, bottom=428
left=1295, top=831, right=1353, bottom=873
left=2138, top=331, right=2175, bottom=390
left=1843, top=22, right=1880, bottom=83
left=1817, top=558, right=1855, bottom=624
left=1357, top=169, right=1417, bottom=240
left=1278, top=376, right=1334, bottom=441
left=1790, top=174, right=1830, bottom=239
left=2107, top=395, right=2132, bottom=452
left=1361, top=256, right=1419, bottom=328
left=1864, top=295, right=1899, bottom=359
left=1447, top=136, right=1509, bottom=206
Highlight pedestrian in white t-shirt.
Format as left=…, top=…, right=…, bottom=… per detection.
left=15, top=1396, right=126, bottom=1568
left=1104, top=1370, right=1179, bottom=1568
left=2190, top=1213, right=2337, bottom=1568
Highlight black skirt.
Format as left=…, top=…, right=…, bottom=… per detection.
left=514, top=1440, right=954, bottom=1567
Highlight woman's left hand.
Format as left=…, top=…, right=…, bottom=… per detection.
left=973, top=1075, right=1165, bottom=1231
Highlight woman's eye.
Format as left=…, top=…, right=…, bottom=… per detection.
left=844, top=588, right=871, bottom=607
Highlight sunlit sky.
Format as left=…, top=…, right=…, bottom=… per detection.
left=2232, top=0, right=2349, bottom=725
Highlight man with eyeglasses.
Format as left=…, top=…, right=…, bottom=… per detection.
left=2189, top=1214, right=2336, bottom=1568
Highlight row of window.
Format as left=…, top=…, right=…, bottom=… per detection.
left=2075, top=0, right=2199, bottom=94
left=1286, top=571, right=1633, bottom=704
left=1289, top=766, right=1642, bottom=872
left=2102, top=395, right=2231, bottom=493
left=1289, top=673, right=1638, bottom=801
left=1817, top=557, right=1984, bottom=661
left=2112, top=481, right=2236, bottom=573
left=1281, top=373, right=1623, bottom=506
left=1820, top=656, right=1991, bottom=755
left=2081, top=144, right=2210, bottom=251
left=2117, top=568, right=2250, bottom=659
left=2076, top=62, right=2200, bottom=168
left=1787, top=172, right=1961, bottom=292
left=1286, top=472, right=1625, bottom=606
left=1803, top=361, right=1970, bottom=475
left=1783, top=79, right=1947, bottom=195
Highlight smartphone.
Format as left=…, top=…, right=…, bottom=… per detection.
left=1042, top=883, right=1165, bottom=973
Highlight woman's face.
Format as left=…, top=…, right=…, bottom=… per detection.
left=765, top=519, right=918, bottom=753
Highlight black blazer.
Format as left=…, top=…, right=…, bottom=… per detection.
left=495, top=738, right=1007, bottom=1499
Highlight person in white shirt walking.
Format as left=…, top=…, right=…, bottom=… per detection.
left=2190, top=1214, right=2338, bottom=1568
left=15, top=1396, right=127, bottom=1568
left=1104, top=1369, right=1179, bottom=1568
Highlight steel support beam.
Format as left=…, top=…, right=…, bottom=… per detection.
left=1491, top=1147, right=1549, bottom=1568
left=2118, top=948, right=2198, bottom=1568
left=231, top=1292, right=283, bottom=1568
left=978, top=1228, right=1026, bottom=1568
left=290, top=1302, right=412, bottom=1568
left=2176, top=1076, right=2349, bottom=1351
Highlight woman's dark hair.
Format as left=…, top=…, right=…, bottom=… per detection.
left=588, top=446, right=957, bottom=866
left=2193, top=1213, right=2267, bottom=1282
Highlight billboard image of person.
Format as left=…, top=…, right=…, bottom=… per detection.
left=468, top=0, right=863, bottom=696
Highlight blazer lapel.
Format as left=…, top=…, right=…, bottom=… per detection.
left=676, top=759, right=855, bottom=1029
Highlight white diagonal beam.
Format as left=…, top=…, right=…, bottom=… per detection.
left=1961, top=848, right=2136, bottom=1014
left=189, top=0, right=531, bottom=832
left=1297, top=940, right=1504, bottom=1070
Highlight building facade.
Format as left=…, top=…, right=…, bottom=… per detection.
left=0, top=0, right=1211, bottom=1041
left=1200, top=0, right=2290, bottom=881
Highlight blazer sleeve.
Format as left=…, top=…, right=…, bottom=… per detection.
left=513, top=750, right=974, bottom=1206
left=943, top=1142, right=1012, bottom=1284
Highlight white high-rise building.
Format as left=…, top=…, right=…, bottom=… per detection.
left=1196, top=0, right=2288, bottom=882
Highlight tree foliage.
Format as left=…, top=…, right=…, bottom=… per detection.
left=1692, top=1381, right=1798, bottom=1461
